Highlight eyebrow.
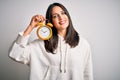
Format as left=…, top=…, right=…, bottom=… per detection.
left=52, top=13, right=58, bottom=16
left=52, top=10, right=65, bottom=15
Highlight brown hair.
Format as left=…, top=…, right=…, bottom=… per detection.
left=44, top=3, right=79, bottom=54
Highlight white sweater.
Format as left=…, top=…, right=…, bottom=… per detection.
left=9, top=32, right=93, bottom=80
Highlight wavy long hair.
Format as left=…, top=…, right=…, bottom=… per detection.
left=44, top=3, right=79, bottom=54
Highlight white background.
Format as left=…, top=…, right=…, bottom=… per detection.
left=0, top=0, right=120, bottom=80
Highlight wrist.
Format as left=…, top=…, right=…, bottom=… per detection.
left=23, top=25, right=33, bottom=36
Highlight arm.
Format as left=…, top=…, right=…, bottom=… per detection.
left=9, top=15, right=45, bottom=64
left=9, top=32, right=31, bottom=64
left=84, top=43, right=94, bottom=80
left=23, top=14, right=46, bottom=36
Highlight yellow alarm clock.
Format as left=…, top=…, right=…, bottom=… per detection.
left=36, top=22, right=53, bottom=40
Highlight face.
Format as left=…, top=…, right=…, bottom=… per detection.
left=51, top=6, right=69, bottom=31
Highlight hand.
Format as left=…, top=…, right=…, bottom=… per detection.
left=23, top=15, right=46, bottom=36
left=29, top=14, right=46, bottom=29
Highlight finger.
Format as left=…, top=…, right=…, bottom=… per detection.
left=38, top=16, right=44, bottom=22
left=36, top=15, right=46, bottom=22
left=35, top=15, right=41, bottom=22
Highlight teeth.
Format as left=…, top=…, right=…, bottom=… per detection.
left=59, top=20, right=65, bottom=25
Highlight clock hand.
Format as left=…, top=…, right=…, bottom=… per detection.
left=43, top=31, right=47, bottom=33
left=41, top=29, right=47, bottom=33
left=41, top=29, right=44, bottom=33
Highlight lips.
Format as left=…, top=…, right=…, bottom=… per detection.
left=59, top=20, right=66, bottom=25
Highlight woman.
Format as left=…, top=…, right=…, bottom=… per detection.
left=9, top=2, right=93, bottom=80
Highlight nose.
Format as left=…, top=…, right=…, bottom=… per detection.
left=58, top=14, right=63, bottom=20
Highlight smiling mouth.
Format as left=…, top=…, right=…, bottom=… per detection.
left=59, top=20, right=66, bottom=25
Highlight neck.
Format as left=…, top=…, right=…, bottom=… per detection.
left=58, top=29, right=66, bottom=38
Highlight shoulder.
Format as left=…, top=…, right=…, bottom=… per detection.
left=78, top=36, right=91, bottom=49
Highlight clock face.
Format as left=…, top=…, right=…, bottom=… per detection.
left=37, top=26, right=52, bottom=39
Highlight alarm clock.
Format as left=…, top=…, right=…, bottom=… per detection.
left=36, top=22, right=53, bottom=40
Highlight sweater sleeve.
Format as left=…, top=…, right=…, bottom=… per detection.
left=9, top=32, right=31, bottom=64
left=83, top=42, right=94, bottom=80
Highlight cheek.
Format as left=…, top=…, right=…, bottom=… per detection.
left=67, top=19, right=69, bottom=25
left=52, top=20, right=59, bottom=27
left=65, top=16, right=69, bottom=25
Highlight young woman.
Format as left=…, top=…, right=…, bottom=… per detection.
left=9, top=3, right=93, bottom=80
